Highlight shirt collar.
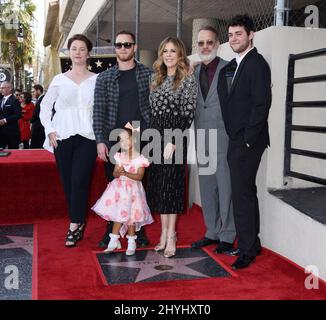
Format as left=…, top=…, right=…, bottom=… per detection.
left=202, top=56, right=219, bottom=70
left=236, top=47, right=254, bottom=66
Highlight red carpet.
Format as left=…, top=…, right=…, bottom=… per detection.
left=0, top=149, right=325, bottom=300
left=3, top=205, right=325, bottom=300
left=0, top=150, right=107, bottom=222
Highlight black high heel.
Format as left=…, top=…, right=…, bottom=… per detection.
left=65, top=223, right=85, bottom=247
left=65, top=229, right=79, bottom=248
left=75, top=223, right=85, bottom=241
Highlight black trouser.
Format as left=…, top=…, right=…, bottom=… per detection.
left=0, top=132, right=20, bottom=149
left=22, top=140, right=30, bottom=149
left=30, top=128, right=45, bottom=149
left=227, top=140, right=266, bottom=257
left=54, top=135, right=97, bottom=224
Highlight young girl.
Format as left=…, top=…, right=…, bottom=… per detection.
left=92, top=124, right=153, bottom=255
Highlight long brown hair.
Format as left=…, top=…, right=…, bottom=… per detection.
left=151, top=37, right=189, bottom=91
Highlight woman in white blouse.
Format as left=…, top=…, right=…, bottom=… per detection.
left=40, top=34, right=98, bottom=247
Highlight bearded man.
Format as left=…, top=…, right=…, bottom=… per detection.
left=191, top=26, right=236, bottom=255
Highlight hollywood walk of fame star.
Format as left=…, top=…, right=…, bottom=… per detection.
left=95, top=60, right=103, bottom=68
left=102, top=250, right=209, bottom=283
left=0, top=236, right=33, bottom=255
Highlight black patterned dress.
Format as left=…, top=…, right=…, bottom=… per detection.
left=146, top=74, right=198, bottom=214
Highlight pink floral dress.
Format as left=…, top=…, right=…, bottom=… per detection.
left=92, top=152, right=153, bottom=237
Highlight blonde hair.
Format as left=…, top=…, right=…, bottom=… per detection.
left=151, top=37, right=189, bottom=91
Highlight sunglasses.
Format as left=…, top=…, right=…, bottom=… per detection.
left=114, top=42, right=135, bottom=49
left=197, top=40, right=215, bottom=47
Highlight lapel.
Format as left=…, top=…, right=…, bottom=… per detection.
left=2, top=95, right=13, bottom=107
left=205, top=58, right=226, bottom=101
left=196, top=58, right=226, bottom=102
left=219, top=59, right=236, bottom=98
left=7, top=95, right=13, bottom=105
left=228, top=47, right=257, bottom=98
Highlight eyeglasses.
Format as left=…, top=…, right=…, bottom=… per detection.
left=114, top=42, right=135, bottom=49
left=197, top=40, right=215, bottom=47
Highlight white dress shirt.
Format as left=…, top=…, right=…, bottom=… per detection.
left=40, top=73, right=98, bottom=152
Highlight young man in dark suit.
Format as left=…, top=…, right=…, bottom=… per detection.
left=218, top=15, right=272, bottom=270
left=0, top=81, right=21, bottom=149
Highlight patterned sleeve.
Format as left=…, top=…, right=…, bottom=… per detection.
left=179, top=73, right=198, bottom=130
left=93, top=72, right=109, bottom=144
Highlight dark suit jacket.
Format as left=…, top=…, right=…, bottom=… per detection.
left=218, top=47, right=272, bottom=147
left=0, top=94, right=21, bottom=135
left=30, top=94, right=45, bottom=130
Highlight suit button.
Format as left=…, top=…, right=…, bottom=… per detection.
left=203, top=106, right=207, bottom=109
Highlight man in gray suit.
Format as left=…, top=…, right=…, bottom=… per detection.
left=191, top=26, right=236, bottom=254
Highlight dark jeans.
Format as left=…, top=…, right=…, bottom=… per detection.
left=54, top=134, right=97, bottom=224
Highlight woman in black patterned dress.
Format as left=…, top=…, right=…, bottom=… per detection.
left=146, top=37, right=198, bottom=258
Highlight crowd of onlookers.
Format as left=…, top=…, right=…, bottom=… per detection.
left=0, top=83, right=45, bottom=149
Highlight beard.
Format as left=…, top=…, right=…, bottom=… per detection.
left=198, top=48, right=218, bottom=62
left=231, top=40, right=251, bottom=54
left=116, top=51, right=135, bottom=62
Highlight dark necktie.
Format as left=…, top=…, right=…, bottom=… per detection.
left=231, top=60, right=238, bottom=84
left=200, top=65, right=209, bottom=101
left=226, top=60, right=238, bottom=94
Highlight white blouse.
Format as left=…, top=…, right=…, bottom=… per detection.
left=40, top=73, right=98, bottom=152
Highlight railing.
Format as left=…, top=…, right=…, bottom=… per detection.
left=284, top=48, right=326, bottom=185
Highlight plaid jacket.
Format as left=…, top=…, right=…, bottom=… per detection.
left=93, top=61, right=152, bottom=145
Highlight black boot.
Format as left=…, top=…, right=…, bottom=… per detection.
left=98, top=221, right=113, bottom=248
left=135, top=227, right=149, bottom=247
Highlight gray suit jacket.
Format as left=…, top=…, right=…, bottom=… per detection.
left=194, top=58, right=229, bottom=154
